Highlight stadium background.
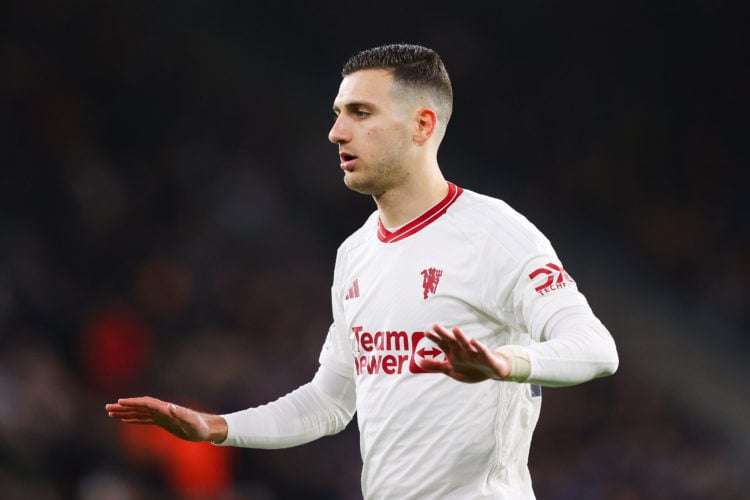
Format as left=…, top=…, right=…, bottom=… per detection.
left=1, top=1, right=747, bottom=498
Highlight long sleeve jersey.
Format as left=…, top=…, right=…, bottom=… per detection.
left=219, top=183, right=619, bottom=499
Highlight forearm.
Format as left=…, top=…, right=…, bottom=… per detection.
left=500, top=307, right=619, bottom=386
left=216, top=364, right=356, bottom=449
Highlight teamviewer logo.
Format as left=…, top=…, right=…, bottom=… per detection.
left=409, top=331, right=444, bottom=373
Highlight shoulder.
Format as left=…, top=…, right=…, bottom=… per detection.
left=335, top=210, right=379, bottom=259
left=448, top=187, right=554, bottom=258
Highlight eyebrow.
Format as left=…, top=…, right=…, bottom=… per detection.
left=332, top=100, right=375, bottom=114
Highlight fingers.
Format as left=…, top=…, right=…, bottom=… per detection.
left=427, top=324, right=478, bottom=354
left=105, top=396, right=173, bottom=421
left=114, top=396, right=166, bottom=410
left=418, top=357, right=451, bottom=373
left=451, top=327, right=478, bottom=353
left=423, top=325, right=502, bottom=383
left=425, top=323, right=456, bottom=352
left=119, top=418, right=158, bottom=425
left=430, top=323, right=454, bottom=338
left=104, top=396, right=209, bottom=441
left=469, top=337, right=492, bottom=356
left=105, top=405, right=156, bottom=421
left=424, top=324, right=450, bottom=348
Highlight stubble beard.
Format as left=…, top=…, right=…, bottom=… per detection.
left=343, top=144, right=410, bottom=197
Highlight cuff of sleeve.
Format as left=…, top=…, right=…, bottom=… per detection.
left=495, top=345, right=531, bottom=382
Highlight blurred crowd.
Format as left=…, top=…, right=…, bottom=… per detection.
left=1, top=1, right=747, bottom=498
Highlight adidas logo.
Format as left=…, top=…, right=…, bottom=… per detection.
left=345, top=279, right=360, bottom=300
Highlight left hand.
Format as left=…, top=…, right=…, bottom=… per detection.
left=419, top=324, right=511, bottom=383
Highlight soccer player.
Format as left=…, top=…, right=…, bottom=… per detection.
left=106, top=44, right=619, bottom=499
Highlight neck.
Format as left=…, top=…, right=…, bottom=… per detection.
left=374, top=167, right=449, bottom=228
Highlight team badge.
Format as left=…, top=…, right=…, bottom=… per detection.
left=420, top=267, right=443, bottom=299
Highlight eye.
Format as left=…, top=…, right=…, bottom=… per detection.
left=355, top=108, right=370, bottom=119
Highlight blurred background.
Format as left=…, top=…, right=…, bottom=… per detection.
left=1, top=1, right=747, bottom=498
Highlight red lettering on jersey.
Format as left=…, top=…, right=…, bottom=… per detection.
left=351, top=327, right=439, bottom=376
left=355, top=354, right=410, bottom=375
left=528, top=263, right=576, bottom=295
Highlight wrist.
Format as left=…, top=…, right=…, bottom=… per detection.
left=205, top=414, right=229, bottom=444
left=494, top=345, right=531, bottom=382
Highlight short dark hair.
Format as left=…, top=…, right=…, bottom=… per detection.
left=343, top=44, right=453, bottom=127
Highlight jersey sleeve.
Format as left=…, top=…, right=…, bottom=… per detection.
left=524, top=306, right=619, bottom=385
left=217, top=244, right=358, bottom=449
left=512, top=255, right=592, bottom=341
left=218, top=364, right=356, bottom=448
left=318, top=244, right=355, bottom=377
left=318, top=318, right=353, bottom=377
left=510, top=255, right=619, bottom=385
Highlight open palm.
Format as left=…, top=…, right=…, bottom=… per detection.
left=419, top=324, right=511, bottom=383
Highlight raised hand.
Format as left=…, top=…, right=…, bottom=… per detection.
left=105, top=396, right=226, bottom=443
left=419, top=324, right=511, bottom=383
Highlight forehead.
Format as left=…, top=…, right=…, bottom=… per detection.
left=332, top=69, right=396, bottom=110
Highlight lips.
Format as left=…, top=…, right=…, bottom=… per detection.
left=339, top=152, right=358, bottom=170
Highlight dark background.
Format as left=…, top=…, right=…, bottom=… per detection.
left=1, top=1, right=747, bottom=499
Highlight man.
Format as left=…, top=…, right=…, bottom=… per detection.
left=106, top=44, right=619, bottom=499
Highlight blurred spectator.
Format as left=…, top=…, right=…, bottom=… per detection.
left=79, top=302, right=153, bottom=395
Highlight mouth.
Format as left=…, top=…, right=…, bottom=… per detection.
left=339, top=152, right=358, bottom=171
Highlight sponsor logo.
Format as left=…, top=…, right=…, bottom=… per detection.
left=528, top=263, right=576, bottom=296
left=352, top=326, right=444, bottom=375
left=408, top=331, right=442, bottom=373
left=420, top=267, right=443, bottom=299
left=345, top=278, right=360, bottom=300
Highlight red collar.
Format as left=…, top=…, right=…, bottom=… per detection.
left=377, top=183, right=463, bottom=243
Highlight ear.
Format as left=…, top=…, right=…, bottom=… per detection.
left=413, top=107, right=438, bottom=144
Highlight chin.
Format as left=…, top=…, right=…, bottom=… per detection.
left=343, top=173, right=375, bottom=195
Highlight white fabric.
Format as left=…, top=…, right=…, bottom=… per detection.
left=219, top=364, right=355, bottom=448
left=526, top=306, right=619, bottom=386
left=223, top=185, right=618, bottom=499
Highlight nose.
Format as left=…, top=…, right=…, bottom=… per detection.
left=328, top=115, right=349, bottom=144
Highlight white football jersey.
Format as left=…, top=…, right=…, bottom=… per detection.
left=319, top=183, right=592, bottom=499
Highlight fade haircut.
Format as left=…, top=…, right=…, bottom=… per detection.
left=342, top=44, right=453, bottom=140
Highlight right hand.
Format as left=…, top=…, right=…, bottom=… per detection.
left=105, top=396, right=227, bottom=443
